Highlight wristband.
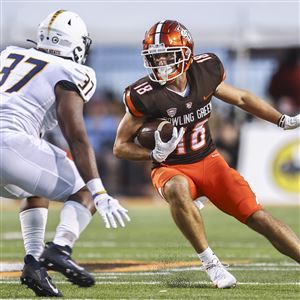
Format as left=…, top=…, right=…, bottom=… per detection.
left=86, top=178, right=106, bottom=195
left=92, top=190, right=107, bottom=200
left=277, top=114, right=286, bottom=128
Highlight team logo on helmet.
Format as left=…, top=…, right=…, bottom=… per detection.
left=52, top=36, right=59, bottom=44
left=176, top=24, right=192, bottom=43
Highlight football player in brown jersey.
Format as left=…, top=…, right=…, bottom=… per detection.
left=114, top=20, right=300, bottom=288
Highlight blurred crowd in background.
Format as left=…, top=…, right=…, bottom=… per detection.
left=45, top=46, right=300, bottom=198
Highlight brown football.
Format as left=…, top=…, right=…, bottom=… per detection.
left=136, top=119, right=174, bottom=150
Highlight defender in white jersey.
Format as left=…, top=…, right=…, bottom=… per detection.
left=0, top=10, right=130, bottom=297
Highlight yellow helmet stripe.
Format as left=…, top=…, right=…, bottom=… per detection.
left=48, top=9, right=66, bottom=33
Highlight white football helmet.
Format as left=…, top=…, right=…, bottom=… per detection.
left=37, top=10, right=92, bottom=64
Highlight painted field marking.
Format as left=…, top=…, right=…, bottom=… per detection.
left=0, top=280, right=299, bottom=286
left=98, top=281, right=300, bottom=286
left=167, top=266, right=300, bottom=272
left=0, top=263, right=23, bottom=272
left=1, top=260, right=299, bottom=274
left=1, top=233, right=273, bottom=250
left=2, top=232, right=55, bottom=240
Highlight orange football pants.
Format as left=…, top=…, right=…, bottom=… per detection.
left=151, top=150, right=262, bottom=223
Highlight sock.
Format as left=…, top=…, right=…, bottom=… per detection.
left=19, top=207, right=48, bottom=260
left=197, top=247, right=218, bottom=265
left=53, top=200, right=92, bottom=248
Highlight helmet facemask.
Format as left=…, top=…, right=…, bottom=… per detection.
left=142, top=44, right=191, bottom=85
left=72, top=35, right=92, bottom=64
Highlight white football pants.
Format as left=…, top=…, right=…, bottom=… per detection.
left=0, top=131, right=85, bottom=200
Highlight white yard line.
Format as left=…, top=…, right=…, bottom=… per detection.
left=2, top=232, right=55, bottom=240
left=0, top=280, right=299, bottom=286
left=167, top=267, right=300, bottom=272
left=0, top=263, right=23, bottom=272
left=94, top=272, right=171, bottom=276
left=97, top=282, right=300, bottom=286
left=92, top=267, right=300, bottom=276
left=2, top=233, right=270, bottom=250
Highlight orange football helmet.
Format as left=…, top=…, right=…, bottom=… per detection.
left=142, top=20, right=194, bottom=85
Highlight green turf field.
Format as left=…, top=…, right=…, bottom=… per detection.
left=1, top=201, right=299, bottom=299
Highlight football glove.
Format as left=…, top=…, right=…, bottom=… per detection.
left=278, top=114, right=300, bottom=130
left=151, top=127, right=185, bottom=163
left=93, top=193, right=130, bottom=228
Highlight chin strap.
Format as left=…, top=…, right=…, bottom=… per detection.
left=26, top=39, right=37, bottom=46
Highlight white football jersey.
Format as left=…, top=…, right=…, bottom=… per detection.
left=0, top=46, right=96, bottom=137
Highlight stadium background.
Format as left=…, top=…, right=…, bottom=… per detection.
left=1, top=1, right=299, bottom=203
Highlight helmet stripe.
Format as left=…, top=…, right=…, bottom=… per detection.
left=48, top=9, right=66, bottom=33
left=154, top=20, right=165, bottom=44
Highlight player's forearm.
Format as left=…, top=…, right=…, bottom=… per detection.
left=68, top=140, right=100, bottom=182
left=113, top=141, right=151, bottom=161
left=238, top=91, right=282, bottom=124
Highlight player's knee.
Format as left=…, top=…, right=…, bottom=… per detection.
left=20, top=196, right=49, bottom=212
left=164, top=176, right=190, bottom=205
left=246, top=209, right=271, bottom=229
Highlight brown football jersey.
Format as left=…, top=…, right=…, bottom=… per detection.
left=124, top=53, right=225, bottom=166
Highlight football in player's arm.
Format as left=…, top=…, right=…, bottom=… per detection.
left=0, top=10, right=129, bottom=297
left=114, top=20, right=300, bottom=288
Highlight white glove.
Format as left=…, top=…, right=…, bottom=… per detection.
left=94, top=193, right=130, bottom=228
left=278, top=114, right=300, bottom=130
left=151, top=127, right=185, bottom=162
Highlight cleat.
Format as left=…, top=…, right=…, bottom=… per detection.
left=20, top=254, right=63, bottom=297
left=40, top=242, right=95, bottom=287
left=201, top=258, right=237, bottom=288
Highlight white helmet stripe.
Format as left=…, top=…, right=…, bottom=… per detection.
left=154, top=20, right=165, bottom=44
